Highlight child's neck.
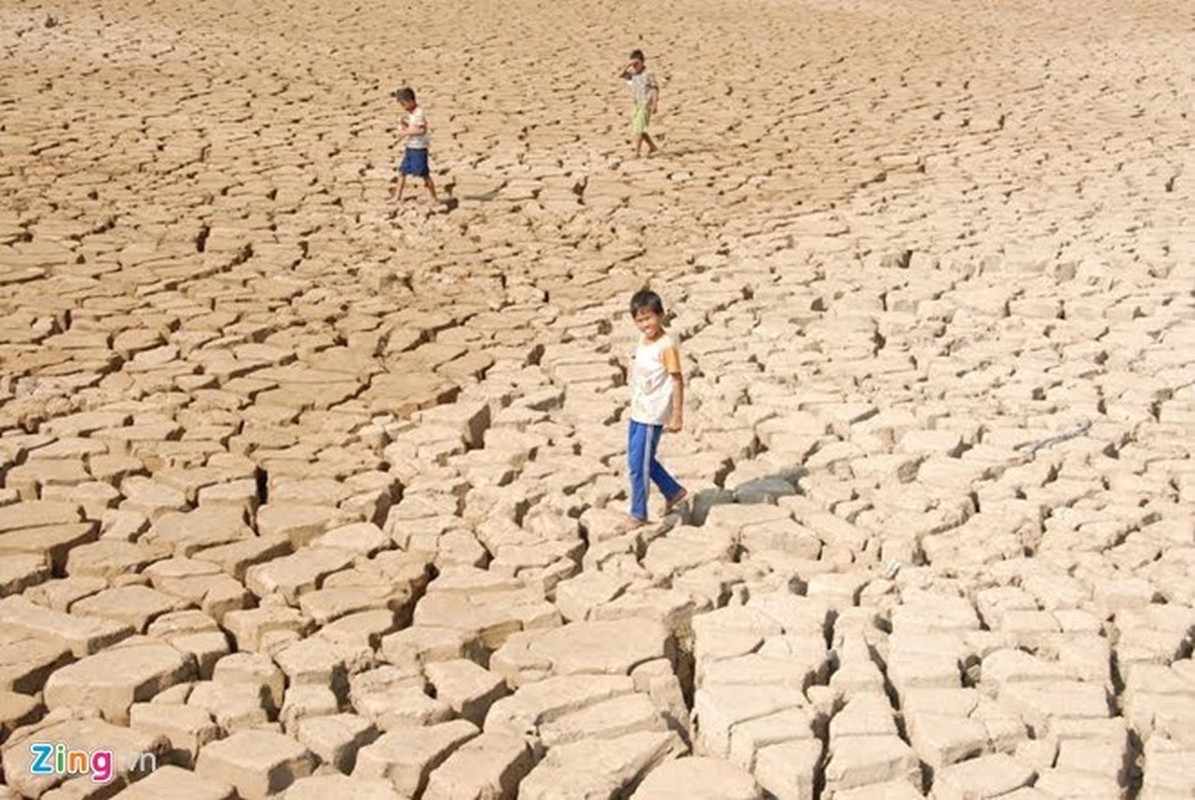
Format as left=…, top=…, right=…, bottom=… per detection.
left=642, top=328, right=665, bottom=343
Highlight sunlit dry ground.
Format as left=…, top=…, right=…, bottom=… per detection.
left=0, top=0, right=1193, bottom=797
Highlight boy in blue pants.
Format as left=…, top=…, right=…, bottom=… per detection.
left=624, top=290, right=686, bottom=529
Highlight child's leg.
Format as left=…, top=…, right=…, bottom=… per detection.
left=646, top=430, right=683, bottom=502
left=395, top=174, right=407, bottom=201
left=632, top=107, right=657, bottom=156
left=649, top=457, right=682, bottom=502
left=627, top=421, right=652, bottom=521
left=424, top=175, right=438, bottom=203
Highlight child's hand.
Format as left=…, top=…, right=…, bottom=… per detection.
left=665, top=417, right=683, bottom=433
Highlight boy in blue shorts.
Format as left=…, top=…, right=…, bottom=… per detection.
left=393, top=87, right=439, bottom=204
left=623, top=289, right=686, bottom=529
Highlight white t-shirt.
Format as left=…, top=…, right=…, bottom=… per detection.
left=404, top=107, right=430, bottom=149
left=627, top=71, right=658, bottom=108
left=629, top=333, right=681, bottom=425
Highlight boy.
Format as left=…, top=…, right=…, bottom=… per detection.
left=617, top=49, right=659, bottom=157
left=392, top=87, right=439, bottom=203
left=624, top=289, right=686, bottom=528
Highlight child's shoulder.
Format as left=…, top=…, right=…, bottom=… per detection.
left=647, top=332, right=679, bottom=350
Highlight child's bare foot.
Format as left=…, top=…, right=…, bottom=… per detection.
left=617, top=515, right=647, bottom=534
left=664, top=488, right=687, bottom=514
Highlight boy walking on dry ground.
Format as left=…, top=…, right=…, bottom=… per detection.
left=618, top=49, right=660, bottom=157
left=392, top=86, right=439, bottom=204
left=623, top=290, right=686, bottom=529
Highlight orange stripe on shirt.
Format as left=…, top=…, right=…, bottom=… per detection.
left=661, top=346, right=681, bottom=375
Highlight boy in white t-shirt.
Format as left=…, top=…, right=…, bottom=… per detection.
left=623, top=289, right=686, bottom=528
left=392, top=87, right=439, bottom=204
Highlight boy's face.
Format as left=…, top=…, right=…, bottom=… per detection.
left=398, top=98, right=416, bottom=112
left=630, top=57, right=645, bottom=73
left=633, top=308, right=663, bottom=339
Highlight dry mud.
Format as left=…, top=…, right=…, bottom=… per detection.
left=0, top=0, right=1193, bottom=798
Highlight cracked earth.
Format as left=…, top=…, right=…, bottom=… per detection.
left=0, top=0, right=1193, bottom=798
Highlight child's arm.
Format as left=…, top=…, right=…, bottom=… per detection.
left=402, top=110, right=428, bottom=139
left=666, top=373, right=684, bottom=432
left=663, top=342, right=683, bottom=432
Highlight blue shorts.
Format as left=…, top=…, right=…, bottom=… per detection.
left=400, top=148, right=430, bottom=178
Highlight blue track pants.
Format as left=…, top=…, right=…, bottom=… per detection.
left=627, top=420, right=683, bottom=521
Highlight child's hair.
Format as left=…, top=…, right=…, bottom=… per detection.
left=630, top=289, right=665, bottom=316
left=629, top=49, right=646, bottom=62
left=393, top=87, right=416, bottom=103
